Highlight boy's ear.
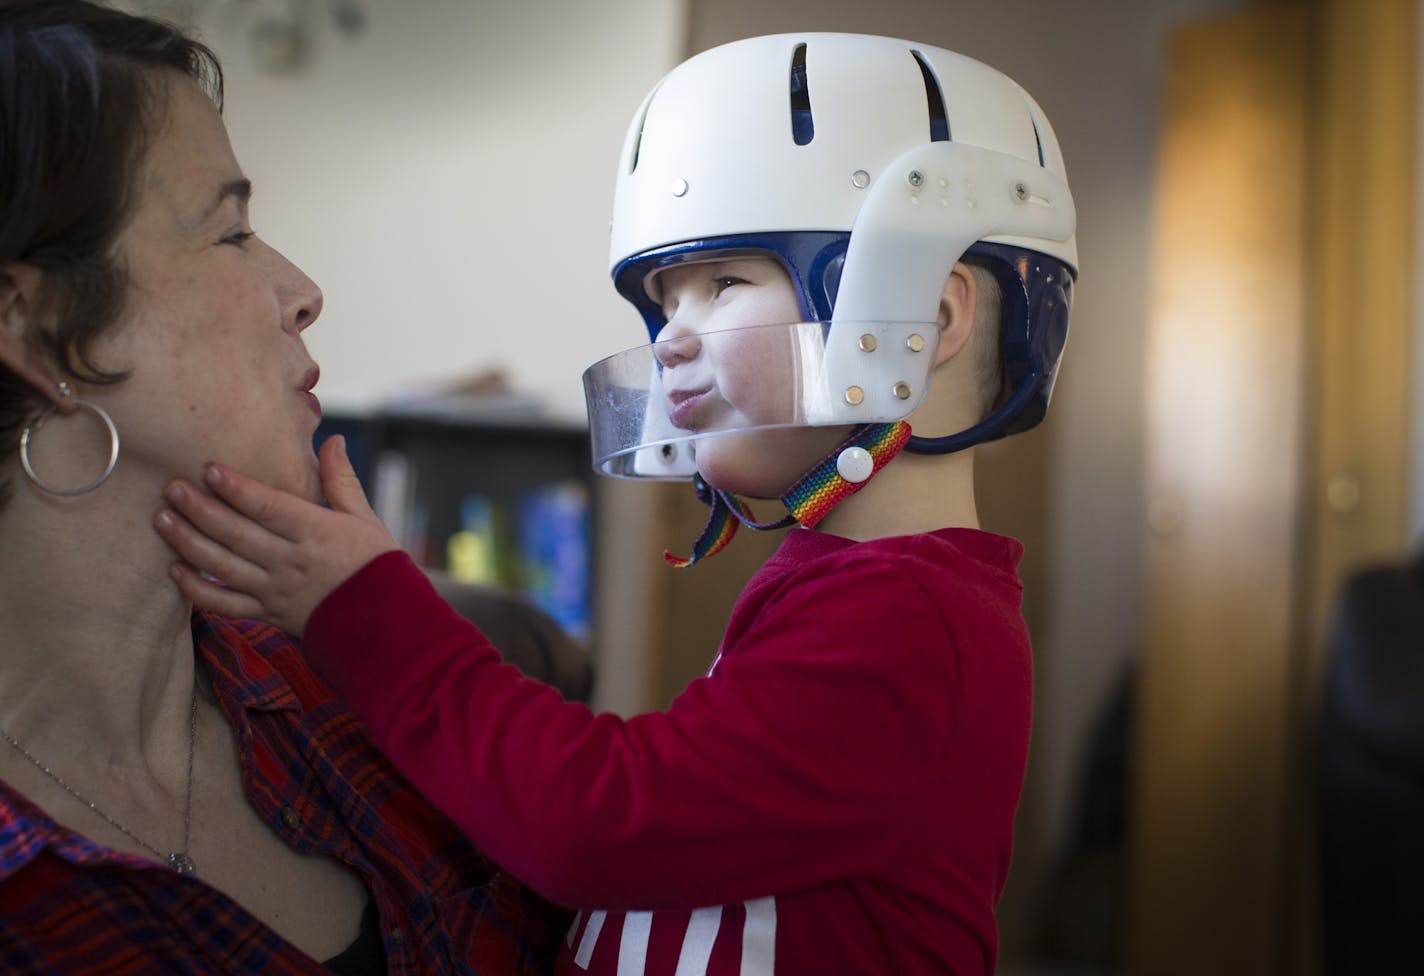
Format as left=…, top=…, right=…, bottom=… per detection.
left=933, top=260, right=978, bottom=367
left=0, top=262, right=66, bottom=405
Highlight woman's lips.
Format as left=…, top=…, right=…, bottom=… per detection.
left=301, top=390, right=322, bottom=419
left=299, top=367, right=322, bottom=419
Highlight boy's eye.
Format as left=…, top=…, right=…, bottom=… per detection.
left=712, top=276, right=747, bottom=296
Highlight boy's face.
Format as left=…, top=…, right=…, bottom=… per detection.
left=645, top=255, right=848, bottom=497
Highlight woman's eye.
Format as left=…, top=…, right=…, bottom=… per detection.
left=220, top=230, right=256, bottom=246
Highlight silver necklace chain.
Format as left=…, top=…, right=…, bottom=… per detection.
left=0, top=692, right=198, bottom=876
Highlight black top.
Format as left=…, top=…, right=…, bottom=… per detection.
left=324, top=898, right=388, bottom=976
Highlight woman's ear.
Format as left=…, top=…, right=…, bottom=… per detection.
left=0, top=262, right=67, bottom=407
left=933, top=260, right=979, bottom=367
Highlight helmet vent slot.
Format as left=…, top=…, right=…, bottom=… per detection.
left=1026, top=101, right=1047, bottom=166
left=628, top=81, right=662, bottom=174
left=911, top=50, right=950, bottom=142
left=789, top=43, right=814, bottom=145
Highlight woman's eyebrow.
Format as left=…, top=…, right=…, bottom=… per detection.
left=201, top=178, right=252, bottom=220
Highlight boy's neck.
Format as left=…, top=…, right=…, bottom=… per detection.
left=813, top=447, right=980, bottom=541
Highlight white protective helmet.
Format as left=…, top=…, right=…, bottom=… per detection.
left=583, top=32, right=1077, bottom=479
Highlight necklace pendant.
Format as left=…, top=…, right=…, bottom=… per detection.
left=168, top=852, right=197, bottom=876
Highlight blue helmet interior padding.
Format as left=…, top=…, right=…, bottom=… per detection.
left=612, top=231, right=851, bottom=337
left=611, top=233, right=1074, bottom=455
left=908, top=241, right=1075, bottom=455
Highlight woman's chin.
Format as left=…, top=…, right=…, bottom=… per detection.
left=243, top=451, right=322, bottom=504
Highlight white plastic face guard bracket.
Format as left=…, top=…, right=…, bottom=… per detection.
left=826, top=140, right=1076, bottom=422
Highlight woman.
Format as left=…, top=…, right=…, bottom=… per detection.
left=0, top=2, right=567, bottom=972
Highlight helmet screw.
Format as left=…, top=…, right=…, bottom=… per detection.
left=892, top=382, right=912, bottom=400
left=851, top=169, right=871, bottom=189
left=659, top=444, right=678, bottom=461
left=844, top=386, right=865, bottom=406
left=671, top=178, right=689, bottom=197
left=906, top=334, right=926, bottom=353
left=858, top=334, right=878, bottom=353
left=1014, top=181, right=1028, bottom=201
left=906, top=169, right=925, bottom=188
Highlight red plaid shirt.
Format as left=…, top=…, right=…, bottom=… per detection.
left=0, top=612, right=569, bottom=974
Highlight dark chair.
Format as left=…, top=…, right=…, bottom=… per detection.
left=424, top=571, right=594, bottom=703
left=1317, top=549, right=1424, bottom=975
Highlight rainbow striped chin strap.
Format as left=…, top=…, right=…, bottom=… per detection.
left=664, top=420, right=913, bottom=569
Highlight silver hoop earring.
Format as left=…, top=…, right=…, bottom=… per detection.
left=18, top=384, right=120, bottom=497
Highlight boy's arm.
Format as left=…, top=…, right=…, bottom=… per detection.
left=300, top=549, right=947, bottom=912
left=155, top=440, right=963, bottom=911
left=154, top=435, right=398, bottom=635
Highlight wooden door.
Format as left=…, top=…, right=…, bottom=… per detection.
left=1130, top=3, right=1414, bottom=974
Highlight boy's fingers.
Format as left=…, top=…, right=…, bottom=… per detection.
left=162, top=477, right=282, bottom=560
left=167, top=562, right=267, bottom=621
left=318, top=435, right=377, bottom=518
left=202, top=463, right=316, bottom=542
left=154, top=507, right=270, bottom=594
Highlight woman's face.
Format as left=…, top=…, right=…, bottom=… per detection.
left=90, top=70, right=325, bottom=501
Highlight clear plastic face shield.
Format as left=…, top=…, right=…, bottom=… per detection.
left=583, top=318, right=940, bottom=478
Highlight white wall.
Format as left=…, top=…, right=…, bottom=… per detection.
left=192, top=0, right=686, bottom=423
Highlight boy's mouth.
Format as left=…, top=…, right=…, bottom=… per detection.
left=665, top=386, right=712, bottom=430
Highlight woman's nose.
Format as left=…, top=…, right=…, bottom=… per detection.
left=654, top=309, right=702, bottom=368
left=266, top=242, right=323, bottom=334
left=289, top=274, right=323, bottom=334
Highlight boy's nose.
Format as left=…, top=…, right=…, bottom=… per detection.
left=654, top=311, right=703, bottom=368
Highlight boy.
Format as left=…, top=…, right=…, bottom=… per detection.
left=156, top=33, right=1076, bottom=975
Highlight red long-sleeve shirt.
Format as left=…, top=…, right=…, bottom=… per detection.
left=305, top=526, right=1033, bottom=975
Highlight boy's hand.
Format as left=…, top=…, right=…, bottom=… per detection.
left=154, top=435, right=399, bottom=635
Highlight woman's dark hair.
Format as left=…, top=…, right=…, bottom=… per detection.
left=0, top=0, right=222, bottom=497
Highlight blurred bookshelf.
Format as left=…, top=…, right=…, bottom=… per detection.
left=316, top=409, right=595, bottom=646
